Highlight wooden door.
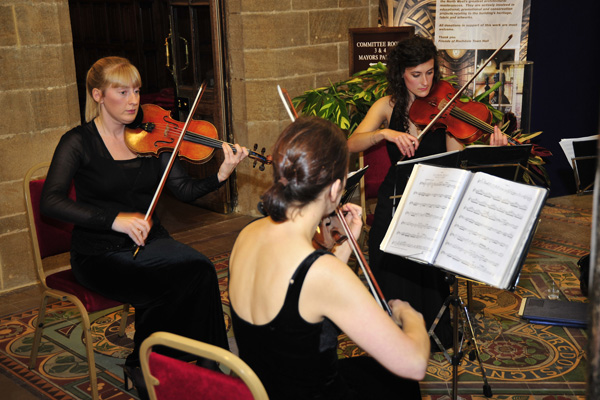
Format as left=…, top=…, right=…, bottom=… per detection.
left=69, top=0, right=173, bottom=121
left=166, top=0, right=231, bottom=213
left=69, top=0, right=232, bottom=213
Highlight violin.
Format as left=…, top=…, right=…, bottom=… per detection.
left=408, top=35, right=515, bottom=146
left=409, top=80, right=517, bottom=145
left=312, top=212, right=348, bottom=250
left=125, top=103, right=272, bottom=170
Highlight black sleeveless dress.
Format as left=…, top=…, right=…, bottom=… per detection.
left=368, top=103, right=453, bottom=346
left=231, top=249, right=421, bottom=400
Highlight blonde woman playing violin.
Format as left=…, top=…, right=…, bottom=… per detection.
left=41, top=56, right=247, bottom=399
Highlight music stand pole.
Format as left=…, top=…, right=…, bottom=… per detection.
left=452, top=279, right=459, bottom=400
left=429, top=276, right=493, bottom=400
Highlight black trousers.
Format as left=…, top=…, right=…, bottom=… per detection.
left=71, top=237, right=229, bottom=364
left=369, top=174, right=452, bottom=345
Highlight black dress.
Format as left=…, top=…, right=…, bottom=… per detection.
left=368, top=103, right=453, bottom=346
left=41, top=121, right=229, bottom=364
left=231, top=249, right=421, bottom=400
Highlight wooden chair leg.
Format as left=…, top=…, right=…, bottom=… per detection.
left=80, top=308, right=100, bottom=400
left=118, top=304, right=130, bottom=337
left=28, top=295, right=49, bottom=369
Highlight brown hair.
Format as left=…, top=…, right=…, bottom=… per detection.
left=386, top=35, right=440, bottom=131
left=261, top=116, right=349, bottom=222
left=84, top=56, right=142, bottom=122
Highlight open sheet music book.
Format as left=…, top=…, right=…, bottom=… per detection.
left=380, top=164, right=549, bottom=289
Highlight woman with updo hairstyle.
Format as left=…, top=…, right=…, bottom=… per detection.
left=229, top=116, right=429, bottom=400
left=347, top=35, right=508, bottom=349
left=261, top=116, right=349, bottom=222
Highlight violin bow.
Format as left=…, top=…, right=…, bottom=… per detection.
left=335, top=208, right=392, bottom=315
left=277, top=85, right=298, bottom=121
left=417, top=34, right=513, bottom=141
left=133, top=81, right=207, bottom=258
left=277, top=85, right=392, bottom=315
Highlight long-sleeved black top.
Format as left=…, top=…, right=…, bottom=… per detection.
left=41, top=121, right=225, bottom=255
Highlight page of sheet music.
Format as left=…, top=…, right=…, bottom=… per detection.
left=380, top=164, right=471, bottom=263
left=559, top=135, right=598, bottom=169
left=435, top=172, right=544, bottom=287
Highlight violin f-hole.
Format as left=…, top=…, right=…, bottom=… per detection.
left=155, top=137, right=175, bottom=148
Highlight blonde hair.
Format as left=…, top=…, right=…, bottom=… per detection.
left=84, top=56, right=142, bottom=122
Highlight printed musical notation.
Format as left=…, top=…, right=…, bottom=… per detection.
left=382, top=166, right=471, bottom=263
left=381, top=164, right=548, bottom=289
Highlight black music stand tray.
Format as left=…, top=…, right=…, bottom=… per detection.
left=571, top=139, right=597, bottom=194
left=391, top=144, right=537, bottom=400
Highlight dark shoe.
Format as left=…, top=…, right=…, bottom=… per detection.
left=123, top=364, right=149, bottom=400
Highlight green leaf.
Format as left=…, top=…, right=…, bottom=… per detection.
left=474, top=81, right=502, bottom=102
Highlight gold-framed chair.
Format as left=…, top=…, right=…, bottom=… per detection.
left=140, top=331, right=269, bottom=400
left=24, top=161, right=130, bottom=400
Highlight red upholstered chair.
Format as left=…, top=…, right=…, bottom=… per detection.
left=359, top=141, right=391, bottom=227
left=24, top=161, right=130, bottom=400
left=140, top=332, right=269, bottom=400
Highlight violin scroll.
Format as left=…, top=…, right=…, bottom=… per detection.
left=251, top=144, right=272, bottom=171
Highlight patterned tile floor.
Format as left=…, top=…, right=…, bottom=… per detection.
left=0, top=193, right=593, bottom=399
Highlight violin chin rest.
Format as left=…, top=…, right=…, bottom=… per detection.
left=126, top=106, right=144, bottom=129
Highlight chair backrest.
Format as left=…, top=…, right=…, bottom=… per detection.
left=140, top=332, right=269, bottom=400
left=23, top=162, right=75, bottom=279
left=363, top=141, right=391, bottom=200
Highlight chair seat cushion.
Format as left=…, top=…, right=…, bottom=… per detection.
left=149, top=352, right=254, bottom=400
left=46, top=270, right=122, bottom=312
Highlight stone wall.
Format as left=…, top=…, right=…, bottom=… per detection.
left=0, top=0, right=378, bottom=294
left=224, top=0, right=379, bottom=215
left=0, top=0, right=80, bottom=294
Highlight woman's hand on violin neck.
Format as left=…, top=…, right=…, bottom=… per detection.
left=489, top=125, right=509, bottom=146
left=382, top=129, right=419, bottom=158
left=112, top=212, right=153, bottom=247
left=217, top=143, right=249, bottom=182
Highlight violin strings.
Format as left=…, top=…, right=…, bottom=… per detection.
left=449, top=107, right=494, bottom=134
left=449, top=107, right=519, bottom=145
left=141, top=122, right=237, bottom=150
left=139, top=122, right=266, bottom=159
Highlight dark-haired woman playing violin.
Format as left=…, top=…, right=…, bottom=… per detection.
left=41, top=56, right=248, bottom=397
left=229, top=116, right=429, bottom=400
left=347, top=35, right=508, bottom=349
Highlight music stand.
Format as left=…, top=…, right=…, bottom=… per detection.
left=390, top=144, right=534, bottom=203
left=342, top=166, right=369, bottom=205
left=571, top=139, right=597, bottom=194
left=390, top=144, right=536, bottom=400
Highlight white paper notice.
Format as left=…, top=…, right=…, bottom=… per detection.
left=434, top=0, right=523, bottom=50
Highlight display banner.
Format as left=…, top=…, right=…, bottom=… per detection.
left=434, top=0, right=523, bottom=50
left=380, top=0, right=531, bottom=127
